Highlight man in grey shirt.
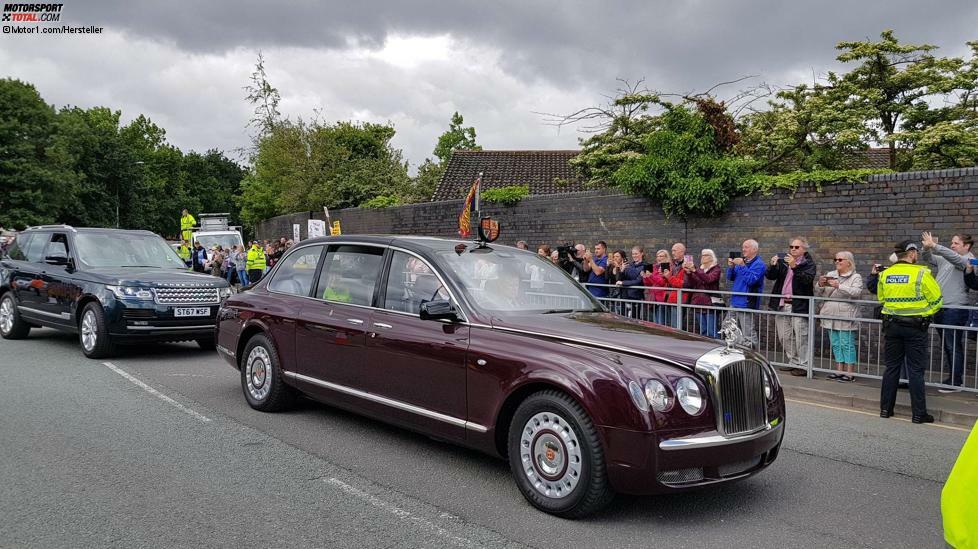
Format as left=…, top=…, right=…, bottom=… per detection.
left=921, top=231, right=973, bottom=392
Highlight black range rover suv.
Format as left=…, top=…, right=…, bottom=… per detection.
left=0, top=225, right=232, bottom=358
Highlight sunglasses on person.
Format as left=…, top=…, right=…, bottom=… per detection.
left=834, top=258, right=847, bottom=262
left=789, top=245, right=803, bottom=249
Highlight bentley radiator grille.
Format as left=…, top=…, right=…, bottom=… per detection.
left=718, top=360, right=767, bottom=436
left=154, top=287, right=220, bottom=305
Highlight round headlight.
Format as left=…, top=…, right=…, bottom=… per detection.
left=627, top=381, right=649, bottom=412
left=644, top=380, right=673, bottom=412
left=675, top=377, right=705, bottom=416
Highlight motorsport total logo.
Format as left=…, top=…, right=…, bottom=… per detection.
left=2, top=3, right=64, bottom=22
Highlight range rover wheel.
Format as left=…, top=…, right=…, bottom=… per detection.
left=0, top=293, right=31, bottom=339
left=241, top=333, right=295, bottom=412
left=79, top=303, right=115, bottom=359
left=508, top=390, right=614, bottom=518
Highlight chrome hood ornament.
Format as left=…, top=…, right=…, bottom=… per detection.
left=718, top=316, right=744, bottom=353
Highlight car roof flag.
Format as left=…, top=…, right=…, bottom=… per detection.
left=458, top=172, right=481, bottom=238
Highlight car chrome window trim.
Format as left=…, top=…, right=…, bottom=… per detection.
left=267, top=243, right=471, bottom=324
left=283, top=371, right=488, bottom=433
left=383, top=246, right=471, bottom=323
left=658, top=420, right=782, bottom=451
left=17, top=306, right=70, bottom=320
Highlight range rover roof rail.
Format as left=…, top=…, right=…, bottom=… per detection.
left=28, top=224, right=77, bottom=231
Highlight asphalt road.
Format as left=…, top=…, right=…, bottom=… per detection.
left=1, top=328, right=970, bottom=548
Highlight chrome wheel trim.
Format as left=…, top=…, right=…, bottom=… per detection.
left=0, top=298, right=13, bottom=335
left=520, top=411, right=583, bottom=499
left=246, top=345, right=272, bottom=401
left=81, top=310, right=97, bottom=351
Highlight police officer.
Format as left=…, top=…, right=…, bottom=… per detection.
left=877, top=240, right=943, bottom=424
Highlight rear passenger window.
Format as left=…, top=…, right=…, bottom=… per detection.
left=383, top=251, right=450, bottom=314
left=23, top=233, right=50, bottom=263
left=316, top=245, right=384, bottom=306
left=267, top=246, right=323, bottom=296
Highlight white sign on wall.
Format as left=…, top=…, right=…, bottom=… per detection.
left=307, top=219, right=327, bottom=239
left=292, top=223, right=301, bottom=242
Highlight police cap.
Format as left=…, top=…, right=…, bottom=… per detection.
left=894, top=239, right=919, bottom=253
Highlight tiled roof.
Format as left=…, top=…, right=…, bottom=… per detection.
left=841, top=147, right=892, bottom=169
left=433, top=150, right=591, bottom=201
left=432, top=147, right=896, bottom=202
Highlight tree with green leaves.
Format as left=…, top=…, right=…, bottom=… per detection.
left=612, top=100, right=756, bottom=218
left=830, top=30, right=962, bottom=169
left=433, top=112, right=480, bottom=164
left=244, top=51, right=282, bottom=151
left=0, top=79, right=72, bottom=228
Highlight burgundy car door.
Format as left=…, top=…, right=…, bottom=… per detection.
left=363, top=250, right=469, bottom=440
left=295, top=245, right=385, bottom=391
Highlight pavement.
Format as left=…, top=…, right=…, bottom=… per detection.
left=1, top=328, right=972, bottom=548
left=779, top=371, right=978, bottom=428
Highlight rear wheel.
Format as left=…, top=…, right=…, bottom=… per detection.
left=241, top=333, right=295, bottom=412
left=507, top=390, right=614, bottom=518
left=0, top=293, right=31, bottom=339
left=80, top=303, right=115, bottom=359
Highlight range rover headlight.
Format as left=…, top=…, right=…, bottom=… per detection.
left=218, top=287, right=233, bottom=300
left=643, top=380, right=673, bottom=412
left=106, top=285, right=153, bottom=300
left=675, top=377, right=705, bottom=416
left=627, top=381, right=649, bottom=412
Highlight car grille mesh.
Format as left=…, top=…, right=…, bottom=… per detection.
left=718, top=359, right=767, bottom=436
left=656, top=467, right=705, bottom=485
left=153, top=287, right=220, bottom=305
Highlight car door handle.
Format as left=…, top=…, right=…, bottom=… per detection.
left=346, top=318, right=364, bottom=325
left=372, top=322, right=392, bottom=329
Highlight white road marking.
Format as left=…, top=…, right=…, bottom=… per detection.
left=786, top=398, right=971, bottom=432
left=324, top=477, right=480, bottom=548
left=101, top=362, right=211, bottom=423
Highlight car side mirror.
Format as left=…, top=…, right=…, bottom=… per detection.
left=44, top=252, right=69, bottom=266
left=420, top=300, right=459, bottom=322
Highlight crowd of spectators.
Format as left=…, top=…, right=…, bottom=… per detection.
left=522, top=232, right=977, bottom=388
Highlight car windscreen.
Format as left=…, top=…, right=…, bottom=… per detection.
left=195, top=233, right=242, bottom=250
left=74, top=233, right=188, bottom=269
left=434, top=248, right=604, bottom=313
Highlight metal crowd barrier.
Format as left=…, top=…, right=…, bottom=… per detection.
left=577, top=283, right=978, bottom=395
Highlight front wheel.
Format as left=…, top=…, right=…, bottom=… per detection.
left=507, top=390, right=614, bottom=518
left=241, top=333, right=295, bottom=412
left=0, top=293, right=31, bottom=339
left=80, top=303, right=115, bottom=359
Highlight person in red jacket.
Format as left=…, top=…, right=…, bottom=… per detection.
left=642, top=249, right=671, bottom=325
left=684, top=249, right=722, bottom=338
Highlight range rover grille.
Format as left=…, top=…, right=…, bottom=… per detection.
left=153, top=287, right=220, bottom=305
left=717, top=359, right=768, bottom=436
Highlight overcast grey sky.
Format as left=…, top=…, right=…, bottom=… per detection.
left=2, top=1, right=976, bottom=169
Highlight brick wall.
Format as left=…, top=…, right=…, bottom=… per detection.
left=257, top=167, right=978, bottom=278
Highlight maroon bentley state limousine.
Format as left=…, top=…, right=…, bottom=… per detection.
left=216, top=235, right=785, bottom=518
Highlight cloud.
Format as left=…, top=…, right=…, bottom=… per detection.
left=2, top=0, right=976, bottom=171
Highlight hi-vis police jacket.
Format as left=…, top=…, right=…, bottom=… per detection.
left=876, top=261, right=943, bottom=317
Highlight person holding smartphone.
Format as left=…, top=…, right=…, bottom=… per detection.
left=766, top=236, right=817, bottom=376
left=816, top=251, right=864, bottom=382
left=725, top=239, right=766, bottom=349
left=684, top=249, right=722, bottom=338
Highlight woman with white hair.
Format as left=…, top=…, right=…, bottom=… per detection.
left=684, top=249, right=722, bottom=338
left=815, top=250, right=864, bottom=382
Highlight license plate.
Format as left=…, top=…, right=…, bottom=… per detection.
left=174, top=307, right=210, bottom=317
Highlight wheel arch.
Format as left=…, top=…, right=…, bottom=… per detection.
left=493, top=379, right=598, bottom=459
left=235, top=320, right=273, bottom=370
